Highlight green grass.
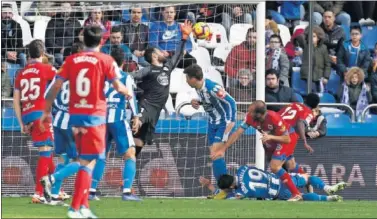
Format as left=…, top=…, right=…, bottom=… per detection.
left=2, top=197, right=377, bottom=218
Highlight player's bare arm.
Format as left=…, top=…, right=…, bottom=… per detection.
left=296, top=119, right=314, bottom=154
left=210, top=127, right=245, bottom=159
left=13, top=90, right=27, bottom=134
left=40, top=79, right=64, bottom=125
left=260, top=130, right=291, bottom=144
left=191, top=99, right=200, bottom=109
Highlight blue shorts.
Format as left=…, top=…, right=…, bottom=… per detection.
left=53, top=127, right=77, bottom=159
left=277, top=173, right=307, bottom=200
left=207, top=123, right=229, bottom=146
left=106, top=120, right=135, bottom=155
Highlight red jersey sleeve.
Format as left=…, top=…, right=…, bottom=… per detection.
left=270, top=112, right=288, bottom=136
left=56, top=59, right=70, bottom=81
left=46, top=65, right=57, bottom=81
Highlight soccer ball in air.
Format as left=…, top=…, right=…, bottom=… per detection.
left=192, top=22, right=211, bottom=40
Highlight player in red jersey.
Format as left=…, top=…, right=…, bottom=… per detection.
left=40, top=25, right=132, bottom=218
left=278, top=93, right=320, bottom=175
left=13, top=39, right=56, bottom=204
left=211, top=100, right=302, bottom=201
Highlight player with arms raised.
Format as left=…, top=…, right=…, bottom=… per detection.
left=13, top=39, right=56, bottom=204
left=89, top=46, right=141, bottom=201
left=211, top=101, right=302, bottom=201
left=184, top=64, right=236, bottom=199
left=41, top=25, right=131, bottom=218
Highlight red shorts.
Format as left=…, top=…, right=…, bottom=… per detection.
left=271, top=132, right=298, bottom=161
left=74, top=124, right=106, bottom=161
left=30, top=118, right=54, bottom=147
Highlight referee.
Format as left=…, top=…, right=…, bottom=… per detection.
left=130, top=20, right=193, bottom=156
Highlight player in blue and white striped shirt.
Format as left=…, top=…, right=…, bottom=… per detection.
left=89, top=46, right=141, bottom=201
left=184, top=64, right=236, bottom=198
left=41, top=42, right=84, bottom=204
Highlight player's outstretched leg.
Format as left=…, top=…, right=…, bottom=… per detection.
left=88, top=158, right=106, bottom=201
left=33, top=147, right=53, bottom=204
left=308, top=176, right=347, bottom=195
left=122, top=147, right=141, bottom=201
left=210, top=142, right=228, bottom=200
left=271, top=159, right=302, bottom=201
left=302, top=193, right=343, bottom=202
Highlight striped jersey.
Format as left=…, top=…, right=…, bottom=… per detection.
left=105, top=70, right=138, bottom=123
left=235, top=166, right=280, bottom=199
left=195, top=79, right=236, bottom=125
left=51, top=80, right=70, bottom=129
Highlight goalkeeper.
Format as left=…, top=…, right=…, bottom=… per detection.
left=199, top=166, right=347, bottom=202
left=131, top=20, right=192, bottom=154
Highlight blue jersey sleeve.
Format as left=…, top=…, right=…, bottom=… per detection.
left=210, top=84, right=237, bottom=122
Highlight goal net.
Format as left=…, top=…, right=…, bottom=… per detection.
left=1, top=1, right=264, bottom=197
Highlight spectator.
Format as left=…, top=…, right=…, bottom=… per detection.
left=148, top=6, right=196, bottom=69
left=285, top=28, right=305, bottom=61
left=265, top=69, right=298, bottom=112
left=312, top=1, right=351, bottom=26
left=279, top=1, right=305, bottom=27
left=84, top=7, right=112, bottom=45
left=225, top=28, right=256, bottom=83
left=1, top=4, right=26, bottom=67
left=301, top=26, right=331, bottom=93
left=101, top=26, right=133, bottom=61
left=344, top=1, right=377, bottom=26
left=45, top=3, right=81, bottom=67
left=1, top=62, right=11, bottom=98
left=266, top=34, right=290, bottom=87
left=370, top=44, right=377, bottom=112
left=306, top=108, right=327, bottom=139
left=265, top=16, right=279, bottom=46
left=24, top=2, right=58, bottom=17
left=337, top=67, right=372, bottom=118
left=321, top=10, right=346, bottom=68
left=122, top=7, right=150, bottom=67
left=336, top=25, right=371, bottom=81
left=226, top=69, right=254, bottom=110
left=222, top=5, right=252, bottom=37
left=196, top=4, right=224, bottom=23
left=63, top=41, right=85, bottom=61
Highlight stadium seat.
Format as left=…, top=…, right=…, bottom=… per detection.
left=160, top=94, right=176, bottom=118
left=325, top=113, right=351, bottom=127
left=170, top=68, right=185, bottom=94
left=293, top=24, right=308, bottom=33
left=341, top=24, right=350, bottom=41
left=294, top=93, right=304, bottom=103
left=2, top=108, right=16, bottom=118
left=175, top=90, right=205, bottom=117
left=190, top=46, right=212, bottom=68
left=291, top=67, right=307, bottom=95
left=213, top=43, right=232, bottom=63
left=6, top=63, right=20, bottom=86
left=364, top=114, right=377, bottom=124
left=277, top=24, right=291, bottom=46
left=33, top=16, right=52, bottom=42
left=203, top=67, right=224, bottom=87
left=229, top=23, right=253, bottom=46
left=207, top=23, right=229, bottom=44
left=20, top=1, right=33, bottom=17
left=326, top=70, right=341, bottom=95
left=14, top=16, right=33, bottom=46
left=318, top=93, right=336, bottom=103
left=361, top=25, right=377, bottom=51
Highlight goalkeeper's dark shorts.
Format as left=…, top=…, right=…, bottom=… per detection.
left=133, top=100, right=162, bottom=145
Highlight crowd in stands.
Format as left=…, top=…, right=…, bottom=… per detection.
left=1, top=1, right=377, bottom=122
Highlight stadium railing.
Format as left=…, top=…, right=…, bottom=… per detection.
left=361, top=104, right=377, bottom=122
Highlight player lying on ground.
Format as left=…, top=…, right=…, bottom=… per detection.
left=184, top=64, right=236, bottom=199
left=89, top=46, right=141, bottom=201
left=41, top=25, right=132, bottom=218
left=13, top=40, right=56, bottom=204
left=199, top=166, right=347, bottom=201
left=211, top=101, right=304, bottom=201
left=129, top=20, right=192, bottom=156
left=41, top=42, right=85, bottom=206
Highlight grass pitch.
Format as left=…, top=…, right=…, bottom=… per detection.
left=2, top=197, right=376, bottom=218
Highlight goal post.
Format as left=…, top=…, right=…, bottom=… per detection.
left=1, top=0, right=265, bottom=197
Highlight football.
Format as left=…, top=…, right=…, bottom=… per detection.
left=192, top=22, right=211, bottom=40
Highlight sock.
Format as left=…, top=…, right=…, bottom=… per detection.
left=308, top=176, right=326, bottom=190
left=291, top=163, right=306, bottom=174
left=35, top=151, right=52, bottom=195
left=135, top=146, right=143, bottom=157
left=302, top=193, right=328, bottom=201
left=212, top=158, right=227, bottom=181
left=51, top=162, right=80, bottom=195
left=81, top=186, right=90, bottom=209
left=90, top=158, right=106, bottom=191
left=51, top=163, right=65, bottom=195
left=276, top=168, right=300, bottom=196
left=71, top=166, right=92, bottom=211
left=48, top=154, right=56, bottom=174
left=123, top=158, right=136, bottom=194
